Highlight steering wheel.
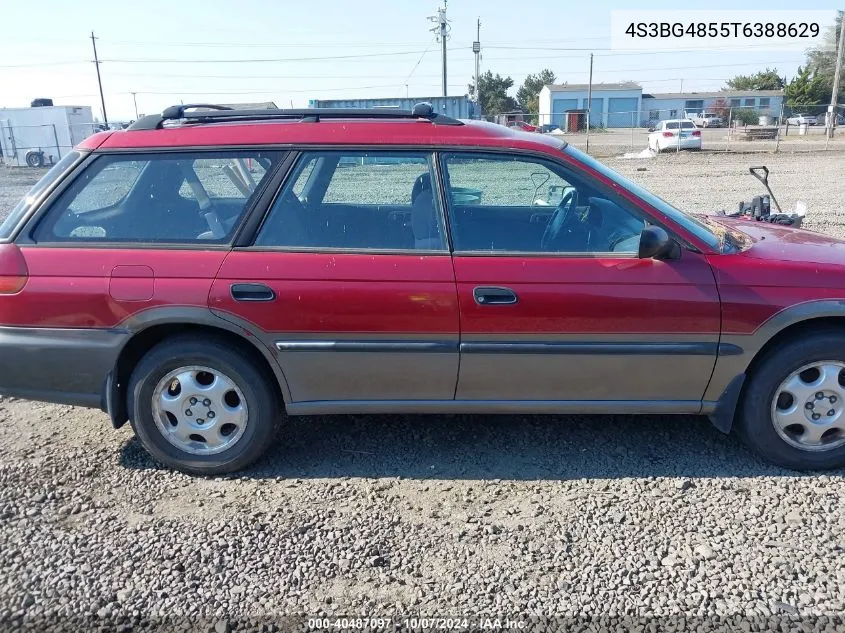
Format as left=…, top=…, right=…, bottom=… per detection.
left=540, top=188, right=580, bottom=251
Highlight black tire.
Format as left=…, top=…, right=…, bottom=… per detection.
left=25, top=151, right=43, bottom=168
left=127, top=335, right=281, bottom=475
left=737, top=330, right=845, bottom=471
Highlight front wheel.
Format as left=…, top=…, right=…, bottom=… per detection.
left=128, top=336, right=281, bottom=475
left=737, top=331, right=845, bottom=470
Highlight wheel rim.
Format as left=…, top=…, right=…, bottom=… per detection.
left=151, top=365, right=249, bottom=456
left=771, top=361, right=845, bottom=452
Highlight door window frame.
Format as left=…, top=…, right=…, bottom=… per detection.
left=436, top=149, right=658, bottom=258
left=246, top=148, right=451, bottom=255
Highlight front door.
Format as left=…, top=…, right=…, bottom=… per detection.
left=210, top=150, right=460, bottom=409
left=440, top=151, right=721, bottom=411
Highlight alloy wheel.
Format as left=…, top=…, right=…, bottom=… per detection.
left=771, top=361, right=845, bottom=451
left=151, top=365, right=249, bottom=455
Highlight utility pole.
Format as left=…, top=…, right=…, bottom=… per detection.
left=473, top=18, right=481, bottom=116
left=429, top=1, right=450, bottom=97
left=90, top=31, right=108, bottom=127
left=827, top=11, right=845, bottom=139
left=586, top=53, right=593, bottom=154
left=130, top=92, right=139, bottom=119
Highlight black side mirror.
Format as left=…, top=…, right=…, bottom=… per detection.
left=638, top=226, right=680, bottom=260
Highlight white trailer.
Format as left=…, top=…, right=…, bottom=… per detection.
left=0, top=105, right=95, bottom=167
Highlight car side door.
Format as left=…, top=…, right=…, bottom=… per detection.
left=441, top=150, right=722, bottom=412
left=209, top=149, right=460, bottom=412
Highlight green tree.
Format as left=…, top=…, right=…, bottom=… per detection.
left=516, top=69, right=556, bottom=114
left=806, top=10, right=843, bottom=91
left=724, top=68, right=785, bottom=91
left=785, top=65, right=831, bottom=110
left=468, top=71, right=518, bottom=116
left=732, top=108, right=760, bottom=126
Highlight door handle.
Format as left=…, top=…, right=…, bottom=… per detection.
left=473, top=286, right=518, bottom=306
left=230, top=283, right=276, bottom=302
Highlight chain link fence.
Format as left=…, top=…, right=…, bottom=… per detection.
left=485, top=103, right=845, bottom=157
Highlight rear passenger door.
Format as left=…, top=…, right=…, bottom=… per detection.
left=210, top=150, right=460, bottom=410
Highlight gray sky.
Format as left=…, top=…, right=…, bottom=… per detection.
left=0, top=0, right=837, bottom=120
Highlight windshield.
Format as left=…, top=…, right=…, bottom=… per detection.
left=563, top=145, right=721, bottom=251
left=0, top=151, right=83, bottom=241
left=666, top=121, right=696, bottom=130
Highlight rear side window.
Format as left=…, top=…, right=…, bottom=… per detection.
left=33, top=151, right=281, bottom=244
left=0, top=151, right=82, bottom=241
left=255, top=151, right=445, bottom=251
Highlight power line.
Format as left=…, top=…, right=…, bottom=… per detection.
left=98, top=39, right=438, bottom=49
left=98, top=49, right=451, bottom=64
left=0, top=60, right=88, bottom=69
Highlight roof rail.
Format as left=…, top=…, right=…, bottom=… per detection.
left=127, top=102, right=463, bottom=130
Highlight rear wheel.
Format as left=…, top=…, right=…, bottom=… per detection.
left=737, top=331, right=845, bottom=470
left=128, top=336, right=281, bottom=475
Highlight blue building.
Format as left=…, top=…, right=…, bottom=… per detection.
left=539, top=83, right=785, bottom=128
left=641, top=90, right=785, bottom=125
left=539, top=82, right=641, bottom=129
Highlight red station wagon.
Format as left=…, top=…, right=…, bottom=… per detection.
left=1, top=103, right=845, bottom=475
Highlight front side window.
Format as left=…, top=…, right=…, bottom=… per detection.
left=255, top=151, right=445, bottom=251
left=442, top=153, right=645, bottom=255
left=564, top=144, right=721, bottom=251
left=34, top=151, right=281, bottom=243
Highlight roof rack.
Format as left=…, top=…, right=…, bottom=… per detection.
left=127, top=102, right=463, bottom=131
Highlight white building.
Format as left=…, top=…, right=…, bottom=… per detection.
left=0, top=105, right=95, bottom=167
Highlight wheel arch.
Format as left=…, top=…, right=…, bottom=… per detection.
left=709, top=303, right=845, bottom=434
left=106, top=310, right=291, bottom=429
left=745, top=315, right=845, bottom=379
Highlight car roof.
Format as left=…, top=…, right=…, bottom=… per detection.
left=79, top=118, right=568, bottom=156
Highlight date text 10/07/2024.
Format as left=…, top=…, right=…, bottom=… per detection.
left=624, top=22, right=819, bottom=38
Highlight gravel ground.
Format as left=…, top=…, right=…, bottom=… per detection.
left=2, top=153, right=845, bottom=632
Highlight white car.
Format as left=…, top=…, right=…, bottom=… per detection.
left=786, top=114, right=817, bottom=126
left=648, top=119, right=702, bottom=152
left=690, top=112, right=723, bottom=128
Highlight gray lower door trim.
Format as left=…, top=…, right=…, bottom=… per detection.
left=286, top=399, right=705, bottom=416
left=275, top=339, right=741, bottom=356
left=275, top=340, right=457, bottom=353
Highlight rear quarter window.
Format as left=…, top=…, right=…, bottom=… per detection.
left=33, top=151, right=281, bottom=244
left=0, top=151, right=82, bottom=241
